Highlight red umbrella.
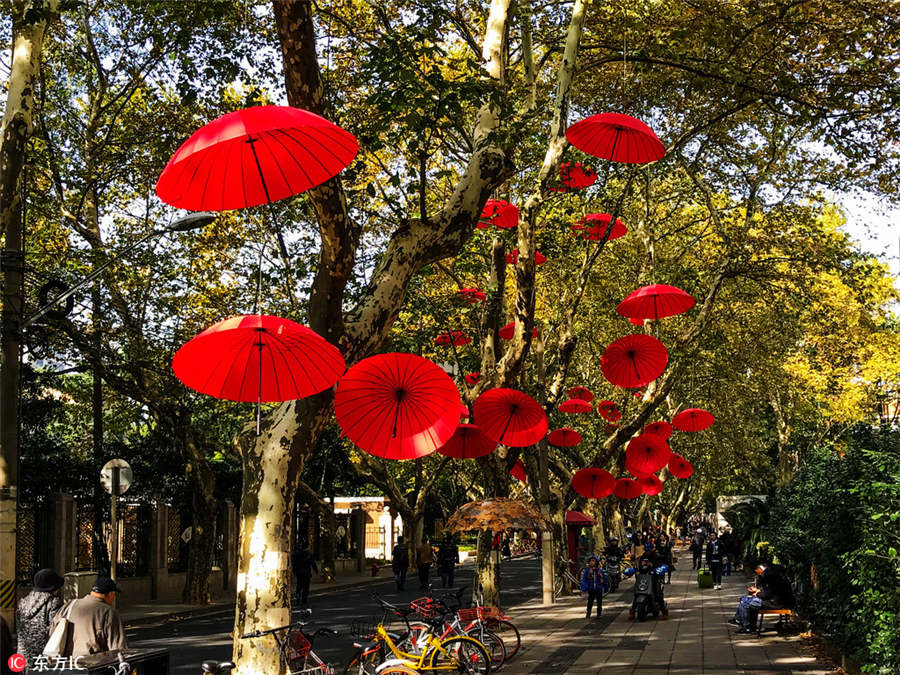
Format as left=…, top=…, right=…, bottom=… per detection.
left=571, top=468, right=615, bottom=499
left=629, top=317, right=644, bottom=325
left=559, top=398, right=593, bottom=414
left=464, top=372, right=481, bottom=386
left=672, top=408, right=715, bottom=432
left=510, top=458, right=527, bottom=482
left=626, top=458, right=652, bottom=479
left=477, top=199, right=519, bottom=229
left=642, top=421, right=673, bottom=440
left=172, top=314, right=345, bottom=434
left=474, top=388, right=548, bottom=447
left=597, top=400, right=622, bottom=422
left=567, top=386, right=594, bottom=402
left=565, top=113, right=665, bottom=165
left=434, top=330, right=471, bottom=347
left=552, top=161, right=597, bottom=191
left=616, top=284, right=696, bottom=321
left=498, top=322, right=538, bottom=340
left=601, top=334, right=669, bottom=388
left=625, top=434, right=671, bottom=475
left=437, top=424, right=497, bottom=459
left=458, top=288, right=487, bottom=304
left=614, top=478, right=643, bottom=499
left=604, top=423, right=620, bottom=434
left=506, top=249, right=547, bottom=266
left=668, top=453, right=694, bottom=479
left=639, top=474, right=664, bottom=496
left=571, top=213, right=627, bottom=242
left=335, top=353, right=461, bottom=460
left=459, top=404, right=470, bottom=420
left=547, top=427, right=583, bottom=447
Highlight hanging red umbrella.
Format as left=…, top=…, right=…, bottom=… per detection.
left=572, top=468, right=615, bottom=499
left=571, top=213, right=627, bottom=242
left=498, top=322, right=538, bottom=340
left=668, top=453, right=694, bottom=479
left=465, top=372, right=481, bottom=386
left=614, top=478, right=643, bottom=499
left=625, top=434, right=671, bottom=475
left=626, top=458, right=652, bottom=479
left=642, top=421, right=673, bottom=440
left=506, top=249, right=547, bottom=266
left=509, top=458, right=527, bottom=482
left=601, top=334, right=668, bottom=388
left=672, top=408, right=715, bottom=432
left=436, top=424, right=497, bottom=459
left=474, top=388, right=548, bottom=447
left=629, top=317, right=644, bottom=325
left=434, top=330, right=471, bottom=347
left=604, top=423, right=620, bottom=435
left=617, top=284, right=696, bottom=321
left=559, top=398, right=593, bottom=414
left=639, top=474, right=664, bottom=496
left=334, top=353, right=461, bottom=460
left=547, top=427, right=583, bottom=447
left=597, top=400, right=622, bottom=422
left=565, top=113, right=665, bottom=165
left=551, top=161, right=597, bottom=191
left=458, top=288, right=487, bottom=304
left=459, top=404, right=470, bottom=420
left=477, top=199, right=519, bottom=229
left=567, top=386, right=594, bottom=402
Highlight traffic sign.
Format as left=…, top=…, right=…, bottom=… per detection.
left=100, top=459, right=133, bottom=496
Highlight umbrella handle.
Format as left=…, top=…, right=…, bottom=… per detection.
left=247, top=136, right=290, bottom=260
left=499, top=410, right=514, bottom=445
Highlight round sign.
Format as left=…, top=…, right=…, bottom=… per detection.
left=100, top=459, right=133, bottom=495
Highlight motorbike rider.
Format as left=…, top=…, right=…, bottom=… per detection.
left=602, top=537, right=624, bottom=591
left=624, top=550, right=669, bottom=619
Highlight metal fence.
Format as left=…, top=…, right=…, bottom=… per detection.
left=16, top=507, right=38, bottom=585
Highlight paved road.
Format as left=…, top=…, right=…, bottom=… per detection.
left=128, top=555, right=546, bottom=673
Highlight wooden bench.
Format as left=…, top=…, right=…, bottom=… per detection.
left=756, top=608, right=792, bottom=636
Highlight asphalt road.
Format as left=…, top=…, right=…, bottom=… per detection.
left=128, top=555, right=546, bottom=674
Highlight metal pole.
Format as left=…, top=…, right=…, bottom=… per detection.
left=110, top=466, right=119, bottom=585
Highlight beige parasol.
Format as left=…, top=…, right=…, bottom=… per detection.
left=444, top=497, right=550, bottom=533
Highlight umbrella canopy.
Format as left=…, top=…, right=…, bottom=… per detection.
left=642, top=421, right=673, bottom=440
left=552, top=161, right=597, bottom=190
left=614, top=478, right=644, bottom=499
left=498, top=322, right=538, bottom=340
left=625, top=434, right=671, bottom=475
left=567, top=386, right=594, bottom=402
left=506, top=249, right=547, bottom=266
left=565, top=510, right=595, bottom=525
left=458, top=288, right=486, bottom=304
left=601, top=334, right=669, bottom=388
left=434, top=330, right=471, bottom=347
left=597, top=400, right=622, bottom=422
left=626, top=458, right=652, bottom=479
left=559, top=398, right=593, bottom=414
left=436, top=424, right=497, bottom=459
left=444, top=498, right=549, bottom=533
left=639, top=474, right=664, bottom=496
left=509, top=459, right=527, bottom=482
left=629, top=317, right=644, bottom=325
left=668, top=453, right=694, bottom=479
left=156, top=105, right=358, bottom=212
left=474, top=388, right=548, bottom=447
left=334, top=352, right=461, bottom=460
left=547, top=427, right=583, bottom=447
left=571, top=213, right=627, bottom=242
left=571, top=468, right=615, bottom=499
left=464, top=372, right=481, bottom=386
left=672, top=408, right=715, bottom=432
left=616, top=284, right=696, bottom=320
left=477, top=199, right=519, bottom=229
left=172, top=314, right=345, bottom=403
left=565, top=113, right=665, bottom=164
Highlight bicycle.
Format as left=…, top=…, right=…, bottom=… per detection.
left=553, top=557, right=583, bottom=598
left=241, top=611, right=340, bottom=674
left=429, top=586, right=521, bottom=661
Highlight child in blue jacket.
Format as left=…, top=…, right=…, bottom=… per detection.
left=581, top=555, right=610, bottom=618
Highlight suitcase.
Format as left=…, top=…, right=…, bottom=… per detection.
left=697, top=568, right=714, bottom=588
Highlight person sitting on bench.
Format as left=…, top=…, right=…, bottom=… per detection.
left=730, top=584, right=763, bottom=633
left=749, top=564, right=795, bottom=632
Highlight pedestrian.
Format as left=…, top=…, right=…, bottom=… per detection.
left=49, top=576, right=127, bottom=657
left=417, top=536, right=434, bottom=590
left=391, top=536, right=410, bottom=591
left=657, top=534, right=675, bottom=583
left=706, top=531, right=724, bottom=589
left=291, top=541, right=318, bottom=605
left=437, top=534, right=459, bottom=588
left=15, top=568, right=64, bottom=665
left=690, top=529, right=705, bottom=570
left=719, top=528, right=734, bottom=576
left=580, top=556, right=609, bottom=619
left=632, top=532, right=644, bottom=560
left=501, top=536, right=512, bottom=562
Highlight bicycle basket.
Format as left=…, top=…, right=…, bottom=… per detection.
left=481, top=606, right=508, bottom=620
left=456, top=607, right=483, bottom=623
left=285, top=629, right=312, bottom=660
left=350, top=617, right=388, bottom=640
left=288, top=665, right=334, bottom=675
left=411, top=597, right=437, bottom=618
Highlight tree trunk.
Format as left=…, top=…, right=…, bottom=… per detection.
left=474, top=529, right=500, bottom=607
left=182, top=433, right=217, bottom=604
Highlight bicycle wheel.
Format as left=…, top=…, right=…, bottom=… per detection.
left=344, top=647, right=381, bottom=675
left=486, top=619, right=520, bottom=660
left=464, top=627, right=506, bottom=671
left=378, top=667, right=420, bottom=675
left=427, top=635, right=491, bottom=675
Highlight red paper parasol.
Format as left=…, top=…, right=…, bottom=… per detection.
left=625, top=434, right=671, bottom=475
left=567, top=386, right=594, bottom=402
left=572, top=468, right=615, bottom=499
left=626, top=458, right=652, bottom=479
left=597, top=400, right=622, bottom=422
left=434, top=331, right=471, bottom=347
left=614, top=478, right=644, bottom=499
left=437, top=424, right=497, bottom=459
left=639, top=474, right=664, bottom=496
left=464, top=372, right=481, bottom=386
left=559, top=398, right=593, bottom=414
left=547, top=427, right=583, bottom=447
left=571, top=213, right=627, bottom=242
left=498, top=322, right=538, bottom=340
left=565, top=113, right=665, bottom=165
left=672, top=408, right=715, bottom=432
left=458, top=288, right=487, bottom=304
left=668, top=453, right=694, bottom=479
left=552, top=161, right=597, bottom=191
left=477, top=199, right=519, bottom=230
left=510, top=458, right=527, bottom=482
left=601, top=334, right=669, bottom=388
left=474, top=388, right=548, bottom=447
left=616, top=284, right=696, bottom=320
left=334, top=353, right=461, bottom=460
left=506, top=249, right=547, bottom=266
left=643, top=421, right=673, bottom=440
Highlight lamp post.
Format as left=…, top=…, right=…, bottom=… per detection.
left=0, top=211, right=215, bottom=624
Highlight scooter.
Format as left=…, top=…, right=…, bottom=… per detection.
left=625, top=559, right=669, bottom=621
left=604, top=555, right=621, bottom=592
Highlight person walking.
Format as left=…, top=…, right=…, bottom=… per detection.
left=437, top=534, right=459, bottom=588
left=580, top=556, right=609, bottom=619
left=657, top=534, right=674, bottom=583
left=690, top=529, right=705, bottom=570
left=706, top=531, right=724, bottom=589
left=719, top=528, right=734, bottom=576
left=392, top=536, right=410, bottom=591
left=291, top=542, right=318, bottom=605
left=632, top=532, right=644, bottom=561
left=15, top=568, right=64, bottom=665
left=417, top=537, right=434, bottom=590
left=50, top=577, right=127, bottom=657
left=501, top=536, right=512, bottom=562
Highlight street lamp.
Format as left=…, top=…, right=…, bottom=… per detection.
left=0, top=211, right=215, bottom=624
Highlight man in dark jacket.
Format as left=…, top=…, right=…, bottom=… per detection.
left=16, top=568, right=64, bottom=664
left=706, top=531, right=724, bottom=589
left=291, top=543, right=319, bottom=605
left=690, top=529, right=705, bottom=570
left=437, top=535, right=459, bottom=588
left=391, top=536, right=410, bottom=591
left=580, top=556, right=609, bottom=619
